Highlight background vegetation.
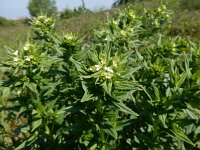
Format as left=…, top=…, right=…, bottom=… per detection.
left=1, top=0, right=200, bottom=57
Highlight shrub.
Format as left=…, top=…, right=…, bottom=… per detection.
left=0, top=17, right=15, bottom=27
left=59, top=7, right=91, bottom=20
left=59, top=8, right=75, bottom=19
left=1, top=5, right=200, bottom=149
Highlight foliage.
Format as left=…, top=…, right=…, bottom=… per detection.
left=28, top=0, right=57, bottom=17
left=59, top=7, right=91, bottom=20
left=1, top=5, right=200, bottom=149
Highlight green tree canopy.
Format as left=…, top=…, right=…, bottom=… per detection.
left=28, top=0, right=57, bottom=17
left=112, top=0, right=128, bottom=7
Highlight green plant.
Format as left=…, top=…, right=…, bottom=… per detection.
left=1, top=5, right=200, bottom=150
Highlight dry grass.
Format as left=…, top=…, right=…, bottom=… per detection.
left=0, top=23, right=30, bottom=58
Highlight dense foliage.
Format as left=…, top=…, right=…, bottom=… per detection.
left=1, top=5, right=200, bottom=149
left=28, top=0, right=57, bottom=17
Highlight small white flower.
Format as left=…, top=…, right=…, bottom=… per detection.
left=38, top=16, right=46, bottom=20
left=112, top=20, right=118, bottom=26
left=45, top=18, right=50, bottom=22
left=161, top=5, right=166, bottom=10
left=13, top=50, right=19, bottom=56
left=157, top=7, right=162, bottom=12
left=13, top=57, right=19, bottom=62
left=104, top=72, right=113, bottom=79
left=129, top=13, right=136, bottom=19
left=64, top=35, right=73, bottom=41
left=95, top=65, right=101, bottom=71
left=113, top=60, right=118, bottom=67
left=100, top=60, right=106, bottom=65
left=104, top=67, right=114, bottom=74
left=154, top=19, right=159, bottom=27
left=120, top=30, right=126, bottom=36
left=23, top=43, right=30, bottom=51
left=24, top=56, right=31, bottom=61
left=17, top=90, right=21, bottom=96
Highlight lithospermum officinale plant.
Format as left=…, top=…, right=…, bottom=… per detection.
left=1, top=5, right=200, bottom=149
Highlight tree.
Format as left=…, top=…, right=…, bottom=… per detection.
left=28, top=0, right=57, bottom=17
left=112, top=0, right=129, bottom=7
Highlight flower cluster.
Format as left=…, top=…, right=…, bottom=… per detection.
left=30, top=15, right=55, bottom=38
left=88, top=53, right=120, bottom=80
left=12, top=42, right=35, bottom=65
left=61, top=33, right=79, bottom=47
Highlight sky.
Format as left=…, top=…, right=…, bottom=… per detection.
left=0, top=0, right=115, bottom=19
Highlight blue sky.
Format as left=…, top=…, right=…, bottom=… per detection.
left=0, top=0, right=115, bottom=19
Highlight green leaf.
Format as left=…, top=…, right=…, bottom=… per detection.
left=81, top=91, right=93, bottom=102
left=43, top=85, right=56, bottom=97
left=116, top=119, right=135, bottom=130
left=152, top=83, right=160, bottom=101
left=102, top=81, right=112, bottom=95
left=158, top=113, right=167, bottom=128
left=170, top=123, right=195, bottom=146
left=90, top=143, right=97, bottom=150
left=46, top=99, right=57, bottom=111
left=1, top=87, right=10, bottom=100
left=176, top=72, right=187, bottom=89
left=31, top=119, right=42, bottom=132
left=70, top=57, right=87, bottom=74
left=55, top=115, right=64, bottom=125
left=81, top=81, right=93, bottom=102
left=27, top=82, right=37, bottom=94
left=15, top=141, right=26, bottom=150
left=183, top=109, right=198, bottom=120
left=195, top=126, right=200, bottom=135
left=103, top=127, right=118, bottom=140
left=27, top=131, right=39, bottom=143
left=32, top=99, right=45, bottom=114
left=112, top=100, right=138, bottom=116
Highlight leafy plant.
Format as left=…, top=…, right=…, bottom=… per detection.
left=1, top=5, right=200, bottom=150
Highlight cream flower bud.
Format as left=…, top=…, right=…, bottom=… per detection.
left=13, top=57, right=19, bottom=62
left=94, top=65, right=100, bottom=71
left=23, top=43, right=30, bottom=51
left=13, top=50, right=19, bottom=56
left=25, top=56, right=31, bottom=61
left=104, top=67, right=114, bottom=74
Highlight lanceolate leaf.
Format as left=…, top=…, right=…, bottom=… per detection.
left=170, top=124, right=195, bottom=146
left=1, top=87, right=10, bottom=100
left=31, top=119, right=42, bottom=132
left=27, top=82, right=38, bottom=94
left=112, top=99, right=138, bottom=116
